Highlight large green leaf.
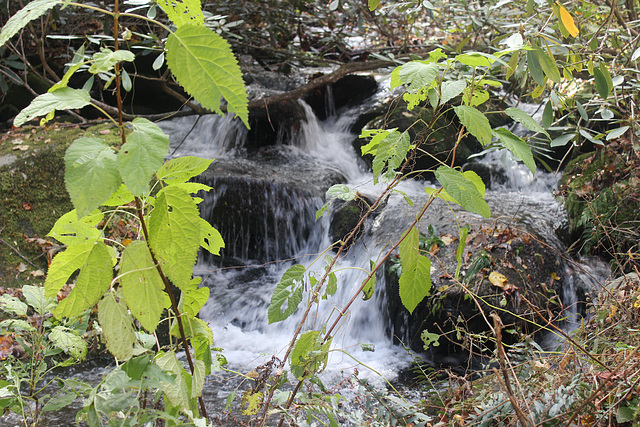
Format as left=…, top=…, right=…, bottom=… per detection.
left=362, top=260, right=377, bottom=301
left=22, top=285, right=56, bottom=316
left=89, top=48, right=136, bottom=74
left=14, top=87, right=91, bottom=127
left=117, top=118, right=170, bottom=196
left=504, top=107, right=550, bottom=138
left=393, top=61, right=439, bottom=91
left=98, top=291, right=136, bottom=362
left=50, top=241, right=113, bottom=319
left=157, top=0, right=204, bottom=27
left=47, top=209, right=104, bottom=245
left=0, top=0, right=63, bottom=49
left=433, top=79, right=467, bottom=108
left=156, top=156, right=214, bottom=185
left=155, top=351, right=191, bottom=409
left=268, top=264, right=305, bottom=324
left=493, top=128, right=536, bottom=175
left=527, top=50, right=545, bottom=87
left=166, top=25, right=249, bottom=127
left=398, top=228, right=431, bottom=314
left=453, top=105, right=492, bottom=146
left=360, top=129, right=411, bottom=184
left=434, top=166, right=491, bottom=218
left=49, top=326, right=87, bottom=360
left=65, top=137, right=121, bottom=218
left=148, top=186, right=201, bottom=289
left=534, top=48, right=561, bottom=83
left=120, top=241, right=168, bottom=332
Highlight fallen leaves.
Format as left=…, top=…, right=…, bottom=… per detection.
left=489, top=270, right=518, bottom=292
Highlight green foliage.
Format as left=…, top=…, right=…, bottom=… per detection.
left=360, top=129, right=412, bottom=184
left=398, top=228, right=432, bottom=314
left=0, top=0, right=63, bottom=48
left=268, top=263, right=305, bottom=324
left=157, top=0, right=205, bottom=27
left=98, top=290, right=137, bottom=362
left=89, top=48, right=136, bottom=74
left=453, top=105, right=492, bottom=146
left=290, top=330, right=332, bottom=380
left=166, top=25, right=250, bottom=127
left=14, top=87, right=91, bottom=127
left=431, top=166, right=491, bottom=218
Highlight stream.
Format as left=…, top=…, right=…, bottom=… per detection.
left=6, top=85, right=610, bottom=426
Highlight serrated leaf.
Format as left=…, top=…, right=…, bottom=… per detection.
left=50, top=241, right=112, bottom=318
left=166, top=25, right=249, bottom=127
left=148, top=186, right=201, bottom=289
left=65, top=137, right=121, bottom=218
left=0, top=319, right=36, bottom=333
left=435, top=166, right=491, bottom=218
left=527, top=49, right=545, bottom=87
left=534, top=48, right=561, bottom=83
left=397, top=61, right=439, bottom=92
left=155, top=351, right=190, bottom=409
left=370, top=130, right=411, bottom=184
left=362, top=260, right=376, bottom=301
left=157, top=156, right=213, bottom=184
left=326, top=184, right=357, bottom=201
left=454, top=105, right=492, bottom=146
left=437, top=79, right=467, bottom=106
left=98, top=291, right=136, bottom=362
left=102, top=184, right=135, bottom=206
left=492, top=128, right=536, bottom=174
left=89, top=48, right=135, bottom=74
left=0, top=294, right=28, bottom=316
left=14, top=87, right=90, bottom=127
left=22, top=285, right=56, bottom=315
left=47, top=209, right=104, bottom=245
left=504, top=107, right=550, bottom=138
left=157, top=0, right=204, bottom=28
left=0, top=0, right=63, bottom=49
left=118, top=118, right=169, bottom=196
left=199, top=218, right=224, bottom=255
left=120, top=241, right=168, bottom=332
left=268, top=264, right=305, bottom=324
left=49, top=326, right=87, bottom=360
left=398, top=228, right=431, bottom=314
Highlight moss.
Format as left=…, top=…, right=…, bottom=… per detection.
left=559, top=139, right=640, bottom=273
left=0, top=122, right=122, bottom=287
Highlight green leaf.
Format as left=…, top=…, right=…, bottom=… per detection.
left=49, top=326, right=87, bottom=360
left=102, top=184, right=135, bottom=207
left=47, top=209, right=104, bottom=245
left=368, top=0, right=380, bottom=10
left=594, top=65, right=612, bottom=99
left=157, top=0, right=205, bottom=28
left=396, top=61, right=439, bottom=92
left=157, top=156, right=213, bottom=185
left=155, top=351, right=191, bottom=409
left=290, top=330, right=332, bottom=380
left=65, top=137, right=120, bottom=218
left=117, top=118, right=170, bottom=196
left=542, top=100, right=553, bottom=129
left=0, top=0, right=63, bottom=49
left=326, top=184, right=357, bottom=201
left=435, top=166, right=491, bottom=218
left=504, top=107, right=550, bottom=138
left=455, top=53, right=492, bottom=67
left=492, top=128, right=536, bottom=174
left=46, top=241, right=112, bottom=318
left=14, top=87, right=90, bottom=127
left=0, top=294, right=28, bottom=316
left=148, top=186, right=201, bottom=289
left=551, top=133, right=575, bottom=147
left=362, top=260, right=376, bottom=301
left=98, top=291, right=136, bottom=362
left=527, top=49, right=545, bottom=87
left=0, top=319, right=36, bottom=333
left=453, top=105, right=492, bottom=146
left=534, top=48, right=561, bottom=83
left=455, top=227, right=468, bottom=280
left=437, top=79, right=467, bottom=107
left=199, top=218, right=224, bottom=255
left=607, top=126, right=629, bottom=140
left=122, top=354, right=151, bottom=380
left=398, top=228, right=431, bottom=314
left=268, top=264, right=305, bottom=324
left=89, top=48, right=135, bottom=74
left=166, top=25, right=249, bottom=127
left=22, top=285, right=56, bottom=315
left=120, top=241, right=168, bottom=332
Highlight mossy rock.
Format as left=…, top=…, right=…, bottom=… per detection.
left=559, top=138, right=640, bottom=273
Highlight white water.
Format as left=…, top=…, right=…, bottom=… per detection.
left=159, top=98, right=608, bottom=387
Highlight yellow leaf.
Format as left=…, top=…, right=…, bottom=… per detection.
left=489, top=271, right=508, bottom=289
left=551, top=272, right=560, bottom=280
left=558, top=3, right=579, bottom=37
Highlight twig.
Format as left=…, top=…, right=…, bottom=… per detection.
left=0, top=233, right=38, bottom=268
